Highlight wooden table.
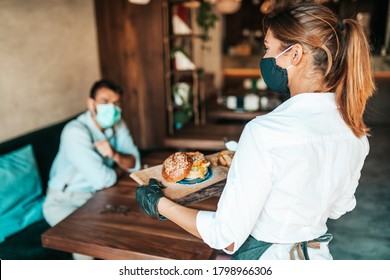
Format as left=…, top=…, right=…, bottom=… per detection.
left=41, top=177, right=220, bottom=260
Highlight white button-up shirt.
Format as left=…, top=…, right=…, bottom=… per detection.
left=48, top=111, right=140, bottom=193
left=197, top=92, right=369, bottom=259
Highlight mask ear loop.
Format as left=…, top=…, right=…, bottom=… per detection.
left=274, top=45, right=294, bottom=59
left=275, top=45, right=294, bottom=70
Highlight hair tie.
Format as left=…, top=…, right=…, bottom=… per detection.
left=338, top=18, right=345, bottom=31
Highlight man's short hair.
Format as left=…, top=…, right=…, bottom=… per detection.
left=90, top=79, right=124, bottom=99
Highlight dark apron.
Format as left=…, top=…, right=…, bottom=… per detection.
left=232, top=233, right=333, bottom=260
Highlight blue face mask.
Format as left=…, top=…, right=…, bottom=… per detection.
left=259, top=45, right=293, bottom=94
left=95, top=103, right=121, bottom=129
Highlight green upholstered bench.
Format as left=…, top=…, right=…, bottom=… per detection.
left=0, top=117, right=78, bottom=260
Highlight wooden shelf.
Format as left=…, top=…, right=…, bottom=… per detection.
left=169, top=69, right=202, bottom=75
left=163, top=123, right=244, bottom=151
left=374, top=71, right=390, bottom=78
left=168, top=34, right=203, bottom=40
left=163, top=0, right=207, bottom=134
left=222, top=68, right=261, bottom=78
left=208, top=108, right=267, bottom=121
left=168, top=0, right=201, bottom=4
left=222, top=69, right=390, bottom=79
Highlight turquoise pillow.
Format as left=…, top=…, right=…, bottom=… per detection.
left=0, top=145, right=44, bottom=243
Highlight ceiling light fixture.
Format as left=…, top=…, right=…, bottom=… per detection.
left=128, top=0, right=151, bottom=5
left=214, top=0, right=242, bottom=14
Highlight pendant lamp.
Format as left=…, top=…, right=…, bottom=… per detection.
left=214, top=0, right=242, bottom=14
left=128, top=0, right=151, bottom=4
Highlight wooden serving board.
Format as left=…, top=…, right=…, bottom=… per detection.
left=130, top=154, right=229, bottom=205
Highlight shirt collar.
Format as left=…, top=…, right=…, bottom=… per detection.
left=273, top=92, right=338, bottom=114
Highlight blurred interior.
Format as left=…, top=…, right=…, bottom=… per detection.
left=1, top=0, right=389, bottom=151
left=1, top=0, right=390, bottom=261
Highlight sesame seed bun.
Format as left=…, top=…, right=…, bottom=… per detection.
left=162, top=152, right=193, bottom=183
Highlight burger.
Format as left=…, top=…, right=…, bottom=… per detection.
left=162, top=151, right=211, bottom=183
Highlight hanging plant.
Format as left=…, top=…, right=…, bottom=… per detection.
left=196, top=2, right=218, bottom=42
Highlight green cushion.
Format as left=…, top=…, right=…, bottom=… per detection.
left=0, top=145, right=45, bottom=243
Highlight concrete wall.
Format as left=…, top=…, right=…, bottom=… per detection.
left=0, top=0, right=100, bottom=142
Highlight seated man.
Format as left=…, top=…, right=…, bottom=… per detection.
left=43, top=79, right=140, bottom=229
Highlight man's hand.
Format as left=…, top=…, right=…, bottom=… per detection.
left=94, top=140, right=114, bottom=158
left=136, top=178, right=167, bottom=220
left=94, top=140, right=136, bottom=171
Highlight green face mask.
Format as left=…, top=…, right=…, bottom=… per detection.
left=95, top=103, right=121, bottom=129
left=259, top=45, right=293, bottom=95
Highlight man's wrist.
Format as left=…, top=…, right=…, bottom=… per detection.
left=111, top=151, right=118, bottom=160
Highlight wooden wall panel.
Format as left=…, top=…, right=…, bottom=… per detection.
left=94, top=0, right=166, bottom=149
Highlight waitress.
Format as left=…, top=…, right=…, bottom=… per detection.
left=136, top=3, right=375, bottom=260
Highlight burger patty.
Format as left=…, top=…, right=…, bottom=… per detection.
left=186, top=152, right=210, bottom=179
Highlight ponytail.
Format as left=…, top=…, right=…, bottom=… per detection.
left=333, top=19, right=376, bottom=138
left=265, top=4, right=376, bottom=138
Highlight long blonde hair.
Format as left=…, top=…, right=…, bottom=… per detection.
left=264, top=3, right=376, bottom=137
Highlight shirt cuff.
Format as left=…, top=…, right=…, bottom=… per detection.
left=196, top=210, right=238, bottom=255
left=127, top=156, right=141, bottom=173
left=197, top=210, right=235, bottom=253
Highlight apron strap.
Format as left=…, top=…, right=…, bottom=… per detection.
left=290, top=233, right=333, bottom=260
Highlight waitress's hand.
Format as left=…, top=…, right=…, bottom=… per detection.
left=136, top=178, right=167, bottom=220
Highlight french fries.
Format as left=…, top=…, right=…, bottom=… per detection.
left=211, top=150, right=235, bottom=167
